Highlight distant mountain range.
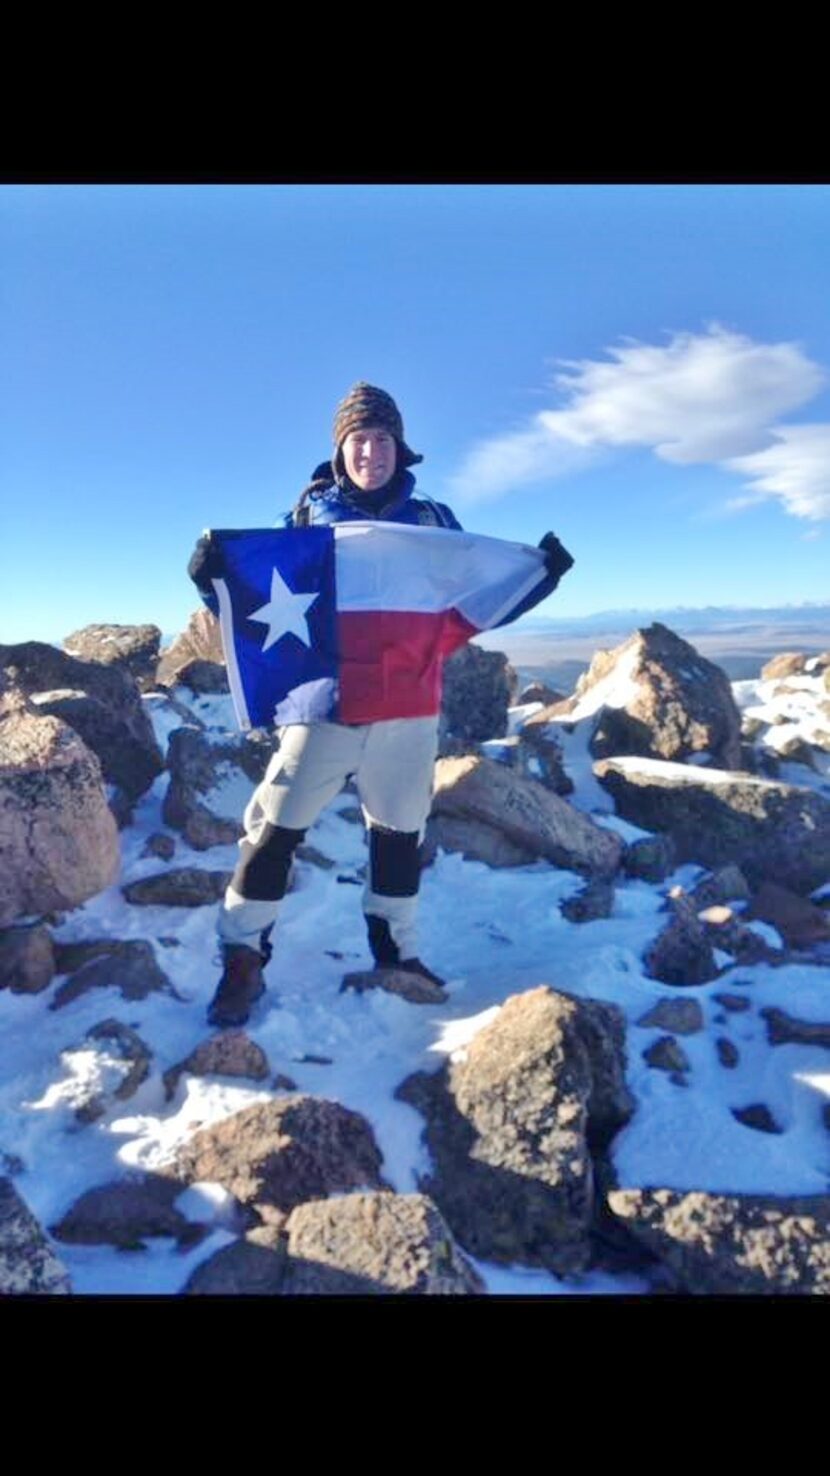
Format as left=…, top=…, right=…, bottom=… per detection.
left=510, top=602, right=830, bottom=638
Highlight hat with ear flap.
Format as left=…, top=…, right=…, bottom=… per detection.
left=332, top=382, right=423, bottom=475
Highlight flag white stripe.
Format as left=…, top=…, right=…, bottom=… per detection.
left=213, top=576, right=252, bottom=731
left=333, top=521, right=546, bottom=627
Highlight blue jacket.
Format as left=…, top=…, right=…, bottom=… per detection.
left=287, top=466, right=462, bottom=531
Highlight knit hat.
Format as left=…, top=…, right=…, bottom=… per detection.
left=332, top=382, right=423, bottom=469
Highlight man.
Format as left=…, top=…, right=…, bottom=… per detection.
left=189, top=382, right=573, bottom=1027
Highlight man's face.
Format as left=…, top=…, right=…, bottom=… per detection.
left=341, top=425, right=398, bottom=491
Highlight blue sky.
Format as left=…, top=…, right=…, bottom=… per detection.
left=2, top=183, right=829, bottom=644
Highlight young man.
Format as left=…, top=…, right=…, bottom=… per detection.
left=189, top=382, right=573, bottom=1027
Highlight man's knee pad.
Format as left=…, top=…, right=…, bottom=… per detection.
left=231, top=823, right=306, bottom=902
left=368, top=826, right=421, bottom=898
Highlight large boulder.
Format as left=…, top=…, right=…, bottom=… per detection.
left=529, top=623, right=742, bottom=770
left=431, top=755, right=622, bottom=878
left=0, top=641, right=164, bottom=801
left=396, top=985, right=634, bottom=1275
left=594, top=756, right=830, bottom=896
left=0, top=686, right=120, bottom=928
left=166, top=1096, right=389, bottom=1229
left=51, top=1175, right=205, bottom=1251
left=280, top=1192, right=485, bottom=1295
left=438, top=644, right=516, bottom=754
left=760, top=652, right=809, bottom=680
left=0, top=1179, right=71, bottom=1293
left=608, top=1188, right=830, bottom=1295
left=155, top=609, right=226, bottom=689
left=162, top=727, right=274, bottom=850
left=62, top=623, right=162, bottom=692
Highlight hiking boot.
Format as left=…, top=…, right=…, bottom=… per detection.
left=396, top=957, right=447, bottom=990
left=207, top=944, right=267, bottom=1028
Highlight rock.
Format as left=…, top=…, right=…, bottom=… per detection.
left=122, top=869, right=233, bottom=907
left=182, top=1235, right=287, bottom=1295
left=560, top=877, right=615, bottom=923
left=162, top=727, right=273, bottom=851
left=0, top=1178, right=71, bottom=1293
left=439, top=645, right=516, bottom=754
left=395, top=986, right=634, bottom=1275
left=515, top=726, right=574, bottom=796
left=107, top=785, right=134, bottom=830
left=689, top=865, right=752, bottom=910
left=0, top=641, right=164, bottom=801
left=51, top=1174, right=204, bottom=1250
left=594, top=757, right=830, bottom=896
left=155, top=609, right=226, bottom=688
left=775, top=736, right=821, bottom=771
left=732, top=1104, right=783, bottom=1134
left=432, top=755, right=622, bottom=878
left=173, top=659, right=229, bottom=695
left=141, top=833, right=176, bottom=861
left=517, top=681, right=567, bottom=706
left=696, top=904, right=782, bottom=966
left=760, top=1007, right=830, bottom=1050
left=163, top=1031, right=270, bottom=1100
left=61, top=1020, right=153, bottom=1124
left=643, top=1036, right=691, bottom=1072
left=51, top=941, right=172, bottom=1010
left=621, top=833, right=677, bottom=883
left=716, top=1038, right=740, bottom=1068
left=713, top=993, right=752, bottom=1013
left=166, top=1096, right=388, bottom=1227
left=0, top=696, right=120, bottom=928
left=340, top=967, right=448, bottom=1005
left=62, top=623, right=162, bottom=692
left=636, top=999, right=704, bottom=1034
left=422, top=813, right=539, bottom=869
left=547, top=624, right=742, bottom=770
left=741, top=716, right=766, bottom=742
left=281, top=1192, right=485, bottom=1295
left=748, top=881, right=830, bottom=950
left=273, top=1074, right=298, bottom=1092
left=0, top=921, right=55, bottom=993
left=643, top=893, right=719, bottom=986
left=607, top=1188, right=830, bottom=1294
left=761, top=652, right=809, bottom=680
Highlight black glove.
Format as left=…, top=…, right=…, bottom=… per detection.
left=538, top=531, right=574, bottom=583
left=187, top=534, right=224, bottom=599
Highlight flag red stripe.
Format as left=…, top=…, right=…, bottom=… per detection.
left=337, top=608, right=478, bottom=724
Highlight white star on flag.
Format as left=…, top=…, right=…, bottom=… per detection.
left=249, top=566, right=319, bottom=652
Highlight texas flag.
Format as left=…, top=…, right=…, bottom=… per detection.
left=208, top=522, right=551, bottom=730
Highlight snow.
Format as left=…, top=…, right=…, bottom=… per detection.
left=3, top=672, right=829, bottom=1298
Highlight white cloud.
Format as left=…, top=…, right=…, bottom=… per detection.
left=725, top=424, right=830, bottom=521
left=450, top=326, right=828, bottom=510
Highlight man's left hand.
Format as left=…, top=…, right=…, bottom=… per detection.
left=538, top=532, right=575, bottom=581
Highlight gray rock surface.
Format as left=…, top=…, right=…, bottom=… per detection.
left=162, top=727, right=273, bottom=851
left=340, top=966, right=448, bottom=1005
left=167, top=1096, right=389, bottom=1228
left=636, top=999, right=704, bottom=1034
left=121, top=869, right=233, bottom=907
left=62, top=622, right=162, bottom=692
left=643, top=1036, right=691, bottom=1073
left=621, top=833, right=677, bottom=883
left=155, top=609, right=226, bottom=688
left=51, top=1175, right=205, bottom=1250
left=163, top=1031, right=271, bottom=1100
left=281, top=1192, right=486, bottom=1295
left=595, top=757, right=830, bottom=896
left=68, top=1019, right=153, bottom=1123
left=439, top=644, right=515, bottom=754
left=748, top=881, right=830, bottom=950
left=554, top=623, right=743, bottom=770
left=0, top=921, right=55, bottom=993
left=560, top=877, right=615, bottom=923
left=432, top=755, right=622, bottom=878
left=607, top=1188, right=830, bottom=1294
left=51, top=940, right=172, bottom=1010
left=1, top=640, right=164, bottom=800
left=396, top=985, right=634, bottom=1275
left=423, top=813, right=539, bottom=869
left=0, top=1178, right=71, bottom=1293
left=0, top=688, right=120, bottom=928
left=760, top=1007, right=830, bottom=1050
left=643, top=893, right=719, bottom=986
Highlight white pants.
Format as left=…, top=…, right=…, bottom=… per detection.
left=218, top=716, right=440, bottom=962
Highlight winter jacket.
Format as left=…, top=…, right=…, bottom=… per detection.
left=288, top=463, right=462, bottom=531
